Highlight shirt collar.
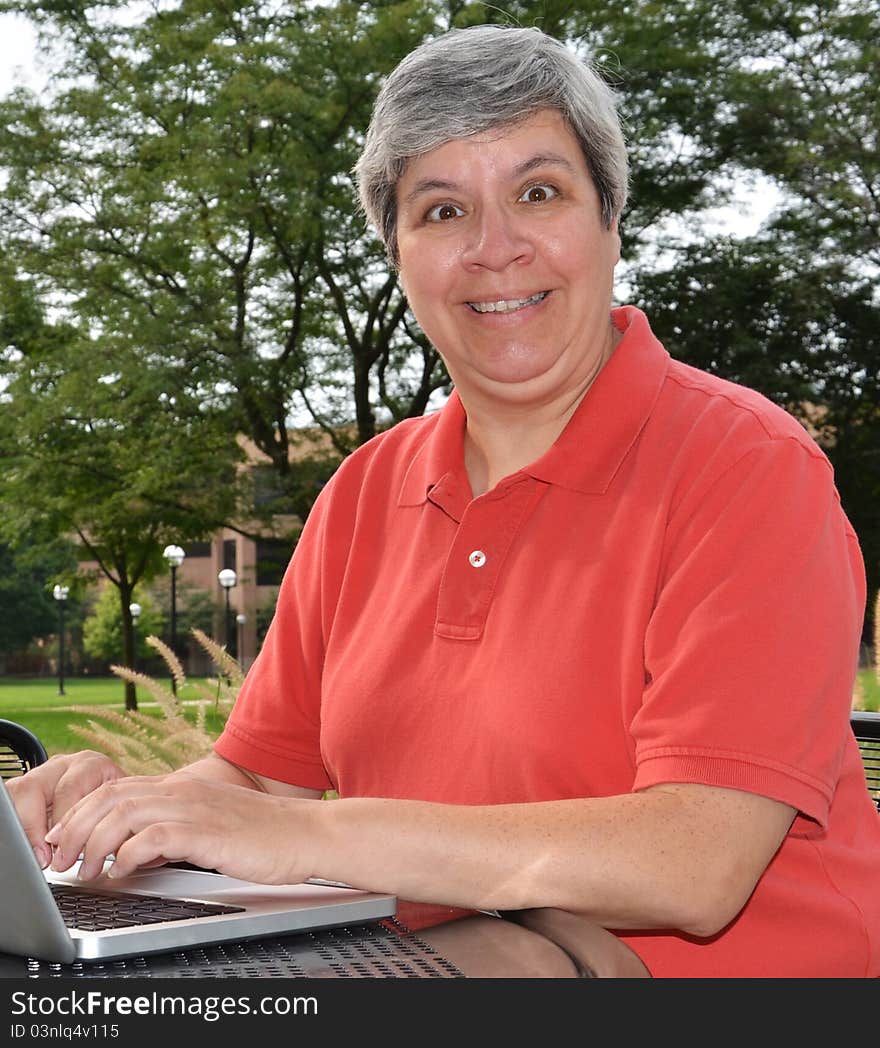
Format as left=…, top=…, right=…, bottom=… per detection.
left=398, top=305, right=669, bottom=504
left=398, top=389, right=468, bottom=509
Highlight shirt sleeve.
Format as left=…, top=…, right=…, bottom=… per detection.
left=631, top=435, right=866, bottom=830
left=213, top=484, right=339, bottom=790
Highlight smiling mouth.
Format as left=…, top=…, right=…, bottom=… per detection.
left=467, top=291, right=549, bottom=314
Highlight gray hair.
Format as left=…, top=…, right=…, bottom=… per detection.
left=354, top=24, right=629, bottom=266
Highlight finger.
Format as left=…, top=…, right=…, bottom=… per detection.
left=76, top=794, right=173, bottom=880
left=6, top=756, right=78, bottom=867
left=47, top=779, right=141, bottom=872
left=49, top=753, right=127, bottom=831
left=45, top=772, right=161, bottom=864
left=65, top=787, right=196, bottom=880
left=108, top=823, right=202, bottom=879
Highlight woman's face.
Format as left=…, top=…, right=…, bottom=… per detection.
left=395, top=109, right=621, bottom=410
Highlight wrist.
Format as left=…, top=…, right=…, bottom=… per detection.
left=280, top=793, right=336, bottom=883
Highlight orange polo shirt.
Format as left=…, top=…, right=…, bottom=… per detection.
left=216, top=305, right=879, bottom=977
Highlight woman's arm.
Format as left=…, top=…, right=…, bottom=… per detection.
left=314, top=784, right=794, bottom=937
left=44, top=775, right=793, bottom=937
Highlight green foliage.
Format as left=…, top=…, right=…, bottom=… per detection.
left=0, top=0, right=446, bottom=470
left=82, top=583, right=163, bottom=665
left=0, top=248, right=248, bottom=702
left=0, top=540, right=77, bottom=656
left=151, top=579, right=215, bottom=643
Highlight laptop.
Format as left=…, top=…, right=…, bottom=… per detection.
left=0, top=779, right=396, bottom=964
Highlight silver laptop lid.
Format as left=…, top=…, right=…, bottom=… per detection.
left=0, top=777, right=78, bottom=963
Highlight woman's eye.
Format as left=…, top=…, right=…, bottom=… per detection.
left=519, top=183, right=558, bottom=204
left=426, top=202, right=464, bottom=222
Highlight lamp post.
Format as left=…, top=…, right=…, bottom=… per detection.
left=218, top=569, right=237, bottom=652
left=162, top=544, right=186, bottom=694
left=129, top=602, right=142, bottom=673
left=52, top=584, right=69, bottom=697
left=235, top=612, right=247, bottom=667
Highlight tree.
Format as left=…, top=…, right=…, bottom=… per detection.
left=716, top=0, right=879, bottom=271
left=0, top=264, right=250, bottom=707
left=0, top=0, right=446, bottom=517
left=0, top=540, right=76, bottom=662
left=83, top=583, right=163, bottom=668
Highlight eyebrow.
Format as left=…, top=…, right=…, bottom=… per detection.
left=401, top=152, right=577, bottom=208
left=512, top=152, right=576, bottom=179
left=402, top=178, right=460, bottom=208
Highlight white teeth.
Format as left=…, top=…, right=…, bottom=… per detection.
left=468, top=291, right=547, bottom=313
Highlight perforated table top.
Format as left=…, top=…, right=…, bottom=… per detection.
left=10, top=919, right=464, bottom=979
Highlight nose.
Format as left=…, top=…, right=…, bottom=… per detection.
left=460, top=203, right=535, bottom=272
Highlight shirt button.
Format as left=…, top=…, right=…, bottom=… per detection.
left=468, top=550, right=487, bottom=568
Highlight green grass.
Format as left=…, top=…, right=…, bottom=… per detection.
left=856, top=668, right=880, bottom=713
left=0, top=676, right=225, bottom=757
left=0, top=676, right=144, bottom=708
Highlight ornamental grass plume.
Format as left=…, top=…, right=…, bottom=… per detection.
left=874, top=589, right=880, bottom=686
left=852, top=673, right=865, bottom=712
left=853, top=589, right=880, bottom=711
left=69, top=629, right=242, bottom=775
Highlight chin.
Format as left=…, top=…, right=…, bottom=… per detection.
left=479, top=349, right=565, bottom=387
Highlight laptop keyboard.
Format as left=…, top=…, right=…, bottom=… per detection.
left=50, top=883, right=245, bottom=932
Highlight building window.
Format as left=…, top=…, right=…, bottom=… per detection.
left=223, top=539, right=237, bottom=571
left=255, top=539, right=291, bottom=586
left=252, top=465, right=296, bottom=514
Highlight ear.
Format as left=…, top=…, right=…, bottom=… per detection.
left=610, top=215, right=621, bottom=266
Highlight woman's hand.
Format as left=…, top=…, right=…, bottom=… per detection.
left=44, top=776, right=319, bottom=886
left=6, top=750, right=127, bottom=869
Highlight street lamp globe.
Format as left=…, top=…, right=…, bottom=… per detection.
left=129, top=602, right=142, bottom=621
left=53, top=584, right=70, bottom=602
left=163, top=544, right=186, bottom=568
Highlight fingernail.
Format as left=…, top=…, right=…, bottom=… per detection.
left=33, top=846, right=49, bottom=869
left=45, top=823, right=60, bottom=844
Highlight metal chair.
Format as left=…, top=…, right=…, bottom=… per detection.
left=851, top=710, right=880, bottom=812
left=0, top=719, right=48, bottom=779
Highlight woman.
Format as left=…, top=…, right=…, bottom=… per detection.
left=12, top=25, right=880, bottom=977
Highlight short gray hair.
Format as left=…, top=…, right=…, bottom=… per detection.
left=354, top=24, right=629, bottom=266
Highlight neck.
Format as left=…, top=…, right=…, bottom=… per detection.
left=462, top=323, right=620, bottom=498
